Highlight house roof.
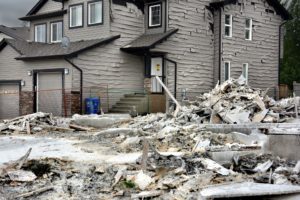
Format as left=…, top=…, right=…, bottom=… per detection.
left=0, top=25, right=30, bottom=41
left=20, top=10, right=67, bottom=21
left=0, top=35, right=120, bottom=60
left=121, top=29, right=178, bottom=54
left=26, top=0, right=51, bottom=16
left=210, top=0, right=291, bottom=20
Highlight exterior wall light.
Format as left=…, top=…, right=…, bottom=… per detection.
left=64, top=68, right=70, bottom=75
left=21, top=80, right=25, bottom=86
left=27, top=71, right=32, bottom=76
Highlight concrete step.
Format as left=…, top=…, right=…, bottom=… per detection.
left=110, top=108, right=131, bottom=113
left=124, top=93, right=146, bottom=98
left=112, top=105, right=135, bottom=110
left=120, top=97, right=144, bottom=102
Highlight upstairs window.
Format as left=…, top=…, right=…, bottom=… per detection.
left=51, top=21, right=63, bottom=43
left=70, top=4, right=83, bottom=28
left=242, top=63, right=249, bottom=84
left=224, top=14, right=232, bottom=37
left=149, top=4, right=162, bottom=27
left=245, top=18, right=252, bottom=40
left=88, top=1, right=103, bottom=25
left=34, top=24, right=46, bottom=43
left=224, top=61, right=231, bottom=81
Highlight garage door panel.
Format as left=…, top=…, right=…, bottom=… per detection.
left=0, top=84, right=20, bottom=119
left=37, top=72, right=63, bottom=116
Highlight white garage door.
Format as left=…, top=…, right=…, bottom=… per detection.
left=37, top=72, right=63, bottom=116
left=0, top=83, right=20, bottom=119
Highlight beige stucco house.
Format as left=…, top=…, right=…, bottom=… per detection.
left=0, top=0, right=290, bottom=119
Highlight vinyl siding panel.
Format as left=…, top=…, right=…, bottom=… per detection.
left=154, top=0, right=215, bottom=98
left=63, top=0, right=110, bottom=41
left=37, top=0, right=62, bottom=14
left=220, top=0, right=282, bottom=93
left=71, top=2, right=145, bottom=111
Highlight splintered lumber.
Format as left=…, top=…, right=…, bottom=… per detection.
left=15, top=186, right=54, bottom=198
left=155, top=76, right=181, bottom=117
left=39, top=125, right=74, bottom=132
left=69, top=124, right=93, bottom=131
left=0, top=148, right=32, bottom=177
left=140, top=139, right=149, bottom=171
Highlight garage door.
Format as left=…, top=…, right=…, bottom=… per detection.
left=37, top=72, right=63, bottom=116
left=0, top=83, right=20, bottom=119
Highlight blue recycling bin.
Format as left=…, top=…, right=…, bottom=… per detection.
left=85, top=97, right=100, bottom=114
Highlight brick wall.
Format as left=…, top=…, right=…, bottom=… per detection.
left=20, top=91, right=34, bottom=115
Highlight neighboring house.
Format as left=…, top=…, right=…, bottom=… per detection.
left=0, top=25, right=30, bottom=41
left=0, top=0, right=290, bottom=119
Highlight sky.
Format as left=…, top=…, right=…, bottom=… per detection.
left=0, top=0, right=38, bottom=27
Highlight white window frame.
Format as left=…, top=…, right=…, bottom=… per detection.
left=69, top=4, right=83, bottom=28
left=224, top=14, right=232, bottom=37
left=34, top=24, right=46, bottom=43
left=88, top=0, right=103, bottom=25
left=50, top=21, right=63, bottom=43
left=245, top=18, right=252, bottom=40
left=242, top=63, right=249, bottom=84
left=149, top=4, right=162, bottom=27
left=224, top=61, right=231, bottom=81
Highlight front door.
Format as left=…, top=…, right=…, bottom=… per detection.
left=150, top=57, right=163, bottom=93
left=36, top=71, right=63, bottom=116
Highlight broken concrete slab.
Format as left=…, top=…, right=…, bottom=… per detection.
left=199, top=182, right=300, bottom=199
left=72, top=114, right=131, bottom=129
left=7, top=170, right=37, bottom=182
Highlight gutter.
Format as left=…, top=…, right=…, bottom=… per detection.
left=164, top=58, right=177, bottom=99
left=65, top=58, right=83, bottom=114
left=278, top=20, right=287, bottom=86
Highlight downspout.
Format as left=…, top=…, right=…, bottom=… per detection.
left=218, top=8, right=222, bottom=83
left=278, top=21, right=287, bottom=86
left=65, top=58, right=83, bottom=114
left=164, top=0, right=167, bottom=32
left=164, top=57, right=177, bottom=99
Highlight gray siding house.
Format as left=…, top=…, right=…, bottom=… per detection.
left=0, top=0, right=290, bottom=119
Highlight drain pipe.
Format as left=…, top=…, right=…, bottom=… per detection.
left=65, top=58, right=83, bottom=114
left=164, top=57, right=177, bottom=99
left=278, top=20, right=287, bottom=86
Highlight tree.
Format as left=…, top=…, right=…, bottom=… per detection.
left=280, top=0, right=300, bottom=89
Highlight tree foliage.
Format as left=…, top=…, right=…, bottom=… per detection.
left=280, top=0, right=300, bottom=88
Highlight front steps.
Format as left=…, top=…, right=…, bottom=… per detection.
left=109, top=93, right=149, bottom=114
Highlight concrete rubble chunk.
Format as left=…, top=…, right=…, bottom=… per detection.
left=253, top=160, right=273, bottom=173
left=7, top=170, right=37, bottom=182
left=134, top=170, right=154, bottom=190
left=72, top=114, right=131, bottom=128
left=199, top=182, right=300, bottom=199
left=198, top=158, right=235, bottom=176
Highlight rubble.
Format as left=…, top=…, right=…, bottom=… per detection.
left=0, top=77, right=300, bottom=199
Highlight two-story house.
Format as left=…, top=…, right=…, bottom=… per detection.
left=0, top=0, right=290, bottom=119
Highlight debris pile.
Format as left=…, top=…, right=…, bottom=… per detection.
left=172, top=76, right=299, bottom=124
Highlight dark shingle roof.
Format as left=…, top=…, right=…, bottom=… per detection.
left=121, top=29, right=178, bottom=53
left=0, top=35, right=120, bottom=60
left=20, top=10, right=67, bottom=21
left=0, top=25, right=30, bottom=40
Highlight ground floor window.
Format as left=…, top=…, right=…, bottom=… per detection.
left=242, top=63, right=249, bottom=84
left=224, top=61, right=230, bottom=81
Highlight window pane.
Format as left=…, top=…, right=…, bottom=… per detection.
left=245, top=30, right=250, bottom=39
left=225, top=15, right=231, bottom=25
left=224, top=62, right=230, bottom=81
left=51, top=22, right=62, bottom=42
left=225, top=26, right=230, bottom=36
left=57, top=22, right=62, bottom=41
left=245, top=19, right=250, bottom=28
left=89, top=2, right=102, bottom=24
left=149, top=5, right=161, bottom=26
left=70, top=5, right=82, bottom=27
left=35, top=24, right=46, bottom=43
